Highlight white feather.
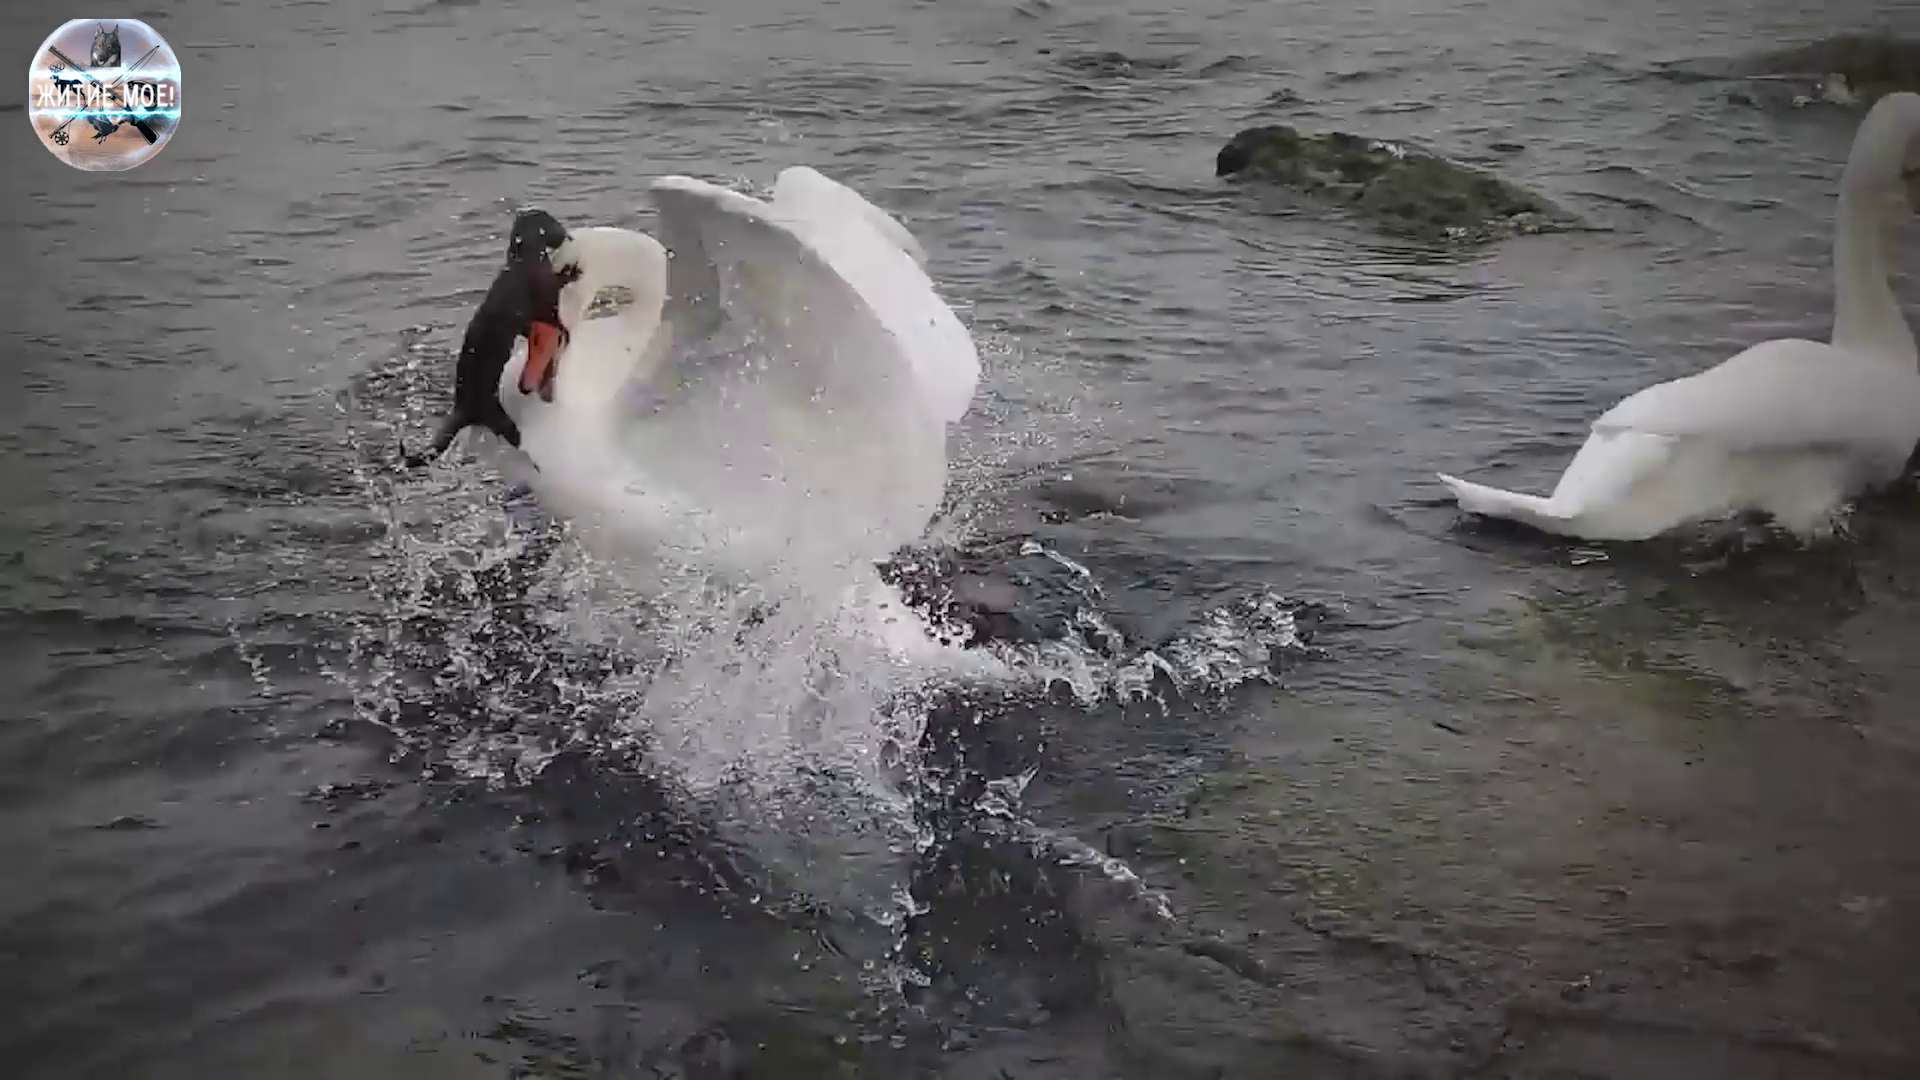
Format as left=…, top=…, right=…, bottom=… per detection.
left=495, top=168, right=980, bottom=607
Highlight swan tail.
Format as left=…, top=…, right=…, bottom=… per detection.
left=1436, top=473, right=1577, bottom=532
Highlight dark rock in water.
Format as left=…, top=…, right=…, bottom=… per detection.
left=1677, top=33, right=1920, bottom=109
left=1734, top=33, right=1920, bottom=106
left=1214, top=123, right=1579, bottom=246
left=879, top=538, right=1122, bottom=652
left=302, top=778, right=394, bottom=810
left=1056, top=50, right=1182, bottom=78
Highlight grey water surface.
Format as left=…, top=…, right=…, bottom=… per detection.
left=3, top=0, right=1919, bottom=1077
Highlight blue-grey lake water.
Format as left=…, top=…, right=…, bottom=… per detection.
left=2, top=0, right=1917, bottom=1076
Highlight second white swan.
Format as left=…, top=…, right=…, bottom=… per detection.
left=1438, top=91, right=1920, bottom=542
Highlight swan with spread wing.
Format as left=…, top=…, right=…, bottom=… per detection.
left=409, top=167, right=981, bottom=611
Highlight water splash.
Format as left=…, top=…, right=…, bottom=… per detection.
left=310, top=326, right=1322, bottom=1001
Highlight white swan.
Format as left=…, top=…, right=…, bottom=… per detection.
left=1438, top=91, right=1920, bottom=542
left=411, top=168, right=980, bottom=652
left=516, top=169, right=975, bottom=568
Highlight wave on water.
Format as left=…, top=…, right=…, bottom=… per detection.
left=314, top=324, right=1323, bottom=995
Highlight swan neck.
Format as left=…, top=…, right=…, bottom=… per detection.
left=1831, top=97, right=1918, bottom=366
left=1832, top=188, right=1912, bottom=364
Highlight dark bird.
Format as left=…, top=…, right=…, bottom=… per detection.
left=404, top=208, right=574, bottom=467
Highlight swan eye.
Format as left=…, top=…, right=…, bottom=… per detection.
left=555, top=262, right=582, bottom=287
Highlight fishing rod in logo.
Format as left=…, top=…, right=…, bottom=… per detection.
left=26, top=19, right=182, bottom=171
left=45, top=43, right=162, bottom=145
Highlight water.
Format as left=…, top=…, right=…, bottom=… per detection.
left=4, top=0, right=1919, bottom=1075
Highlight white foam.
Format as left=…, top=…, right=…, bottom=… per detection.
left=326, top=329, right=1316, bottom=981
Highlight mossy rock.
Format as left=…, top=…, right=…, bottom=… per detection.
left=1054, top=50, right=1182, bottom=78
left=1214, top=124, right=1578, bottom=246
left=1729, top=32, right=1920, bottom=106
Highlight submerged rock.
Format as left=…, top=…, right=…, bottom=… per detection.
left=879, top=538, right=1118, bottom=650
left=1214, top=124, right=1578, bottom=246
left=1054, top=50, right=1181, bottom=78
left=1675, top=32, right=1920, bottom=109
left=1733, top=33, right=1920, bottom=107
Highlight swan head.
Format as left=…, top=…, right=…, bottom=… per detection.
left=404, top=208, right=573, bottom=466
left=1845, top=91, right=1920, bottom=215
left=512, top=225, right=668, bottom=409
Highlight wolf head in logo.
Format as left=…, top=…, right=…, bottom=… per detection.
left=91, top=23, right=122, bottom=68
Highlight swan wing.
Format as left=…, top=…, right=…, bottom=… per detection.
left=650, top=198, right=726, bottom=345
left=647, top=175, right=927, bottom=419
left=638, top=174, right=959, bottom=558
left=767, top=167, right=979, bottom=426
left=1593, top=338, right=1920, bottom=459
left=773, top=165, right=929, bottom=267
left=1547, top=427, right=1681, bottom=509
